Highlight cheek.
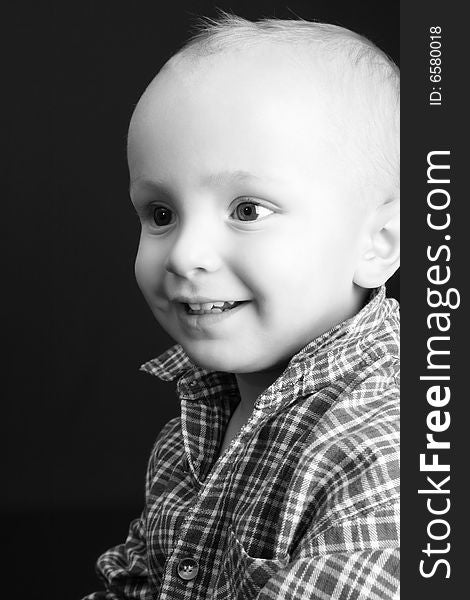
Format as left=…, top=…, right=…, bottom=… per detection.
left=235, top=223, right=358, bottom=307
left=134, top=238, right=166, bottom=292
left=229, top=230, right=308, bottom=309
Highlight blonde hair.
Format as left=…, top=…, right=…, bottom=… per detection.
left=166, top=12, right=400, bottom=199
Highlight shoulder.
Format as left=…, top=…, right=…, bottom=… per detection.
left=289, top=376, right=399, bottom=526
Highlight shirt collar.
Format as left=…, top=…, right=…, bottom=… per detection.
left=275, top=285, right=399, bottom=408
left=140, top=285, right=399, bottom=408
left=140, top=343, right=194, bottom=381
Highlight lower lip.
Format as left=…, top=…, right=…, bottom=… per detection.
left=175, top=302, right=249, bottom=331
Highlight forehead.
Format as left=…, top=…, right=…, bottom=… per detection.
left=128, top=45, right=359, bottom=196
left=133, top=44, right=339, bottom=119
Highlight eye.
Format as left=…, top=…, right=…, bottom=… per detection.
left=153, top=205, right=174, bottom=227
left=230, top=200, right=274, bottom=222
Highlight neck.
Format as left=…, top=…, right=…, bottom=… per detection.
left=234, top=362, right=288, bottom=418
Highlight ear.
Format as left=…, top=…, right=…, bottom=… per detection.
left=353, top=198, right=400, bottom=288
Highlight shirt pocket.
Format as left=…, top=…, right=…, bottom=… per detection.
left=211, top=526, right=289, bottom=600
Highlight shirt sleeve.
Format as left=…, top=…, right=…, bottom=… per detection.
left=81, top=418, right=180, bottom=600
left=81, top=514, right=151, bottom=600
left=256, top=504, right=400, bottom=600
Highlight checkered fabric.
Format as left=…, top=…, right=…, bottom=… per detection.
left=83, top=286, right=400, bottom=600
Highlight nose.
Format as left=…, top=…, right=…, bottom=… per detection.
left=164, top=222, right=223, bottom=278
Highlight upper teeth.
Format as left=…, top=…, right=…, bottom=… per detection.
left=188, top=301, right=237, bottom=310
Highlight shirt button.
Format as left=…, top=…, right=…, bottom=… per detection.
left=177, top=557, right=199, bottom=581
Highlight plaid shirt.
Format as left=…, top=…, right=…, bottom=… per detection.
left=84, top=287, right=399, bottom=600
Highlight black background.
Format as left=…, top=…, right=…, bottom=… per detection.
left=5, top=1, right=398, bottom=598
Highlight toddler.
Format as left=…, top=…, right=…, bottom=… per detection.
left=85, top=13, right=400, bottom=600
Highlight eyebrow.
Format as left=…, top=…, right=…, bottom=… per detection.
left=129, top=169, right=277, bottom=194
left=201, top=169, right=266, bottom=186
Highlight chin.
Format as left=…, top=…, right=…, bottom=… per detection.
left=181, top=342, right=277, bottom=374
left=184, top=346, right=243, bottom=372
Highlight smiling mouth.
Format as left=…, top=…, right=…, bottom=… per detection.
left=184, top=300, right=246, bottom=315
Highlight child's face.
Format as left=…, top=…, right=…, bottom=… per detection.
left=128, top=48, right=370, bottom=373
